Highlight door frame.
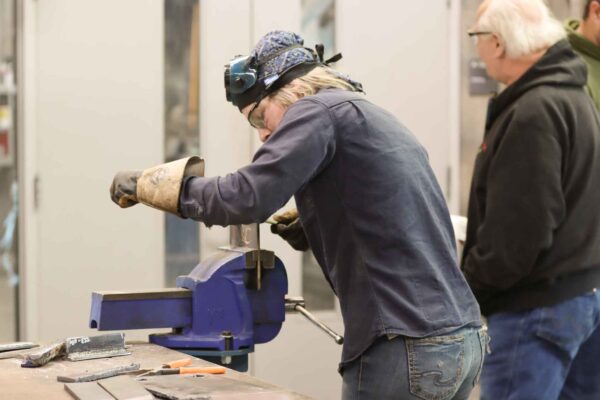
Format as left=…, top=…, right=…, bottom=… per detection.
left=17, top=0, right=39, bottom=341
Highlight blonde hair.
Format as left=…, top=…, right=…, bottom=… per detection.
left=478, top=0, right=565, bottom=58
left=269, top=66, right=358, bottom=107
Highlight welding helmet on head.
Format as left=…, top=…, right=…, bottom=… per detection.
left=224, top=30, right=363, bottom=111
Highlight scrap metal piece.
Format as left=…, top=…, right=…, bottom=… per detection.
left=0, top=346, right=42, bottom=360
left=21, top=340, right=66, bottom=368
left=138, top=374, right=271, bottom=399
left=64, top=382, right=114, bottom=400
left=0, top=342, right=38, bottom=353
left=0, top=350, right=28, bottom=360
left=66, top=333, right=130, bottom=361
left=145, top=386, right=210, bottom=400
left=57, top=363, right=141, bottom=383
left=97, top=375, right=153, bottom=400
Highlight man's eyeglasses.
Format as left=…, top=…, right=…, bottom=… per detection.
left=467, top=31, right=493, bottom=44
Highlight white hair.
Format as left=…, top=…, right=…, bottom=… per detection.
left=478, top=0, right=566, bottom=58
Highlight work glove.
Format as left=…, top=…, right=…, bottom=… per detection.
left=110, top=170, right=142, bottom=208
left=270, top=208, right=310, bottom=251
left=109, top=156, right=204, bottom=215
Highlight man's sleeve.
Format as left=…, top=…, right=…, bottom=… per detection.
left=179, top=99, right=335, bottom=226
left=462, top=101, right=566, bottom=302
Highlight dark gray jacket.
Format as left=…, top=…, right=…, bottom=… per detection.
left=462, top=40, right=600, bottom=315
left=180, top=89, right=481, bottom=366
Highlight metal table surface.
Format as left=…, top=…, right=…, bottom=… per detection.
left=0, top=341, right=312, bottom=400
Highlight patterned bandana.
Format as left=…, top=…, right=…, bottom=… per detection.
left=251, top=31, right=317, bottom=84
left=251, top=30, right=363, bottom=92
left=226, top=30, right=363, bottom=111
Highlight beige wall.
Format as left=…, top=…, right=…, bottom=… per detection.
left=20, top=0, right=165, bottom=340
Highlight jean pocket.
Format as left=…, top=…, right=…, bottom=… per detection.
left=406, top=334, right=465, bottom=400
left=535, top=300, right=594, bottom=356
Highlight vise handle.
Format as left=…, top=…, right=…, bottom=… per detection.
left=285, top=297, right=344, bottom=345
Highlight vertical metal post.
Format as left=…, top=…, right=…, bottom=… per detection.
left=229, top=224, right=262, bottom=290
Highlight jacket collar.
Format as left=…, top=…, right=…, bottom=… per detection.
left=565, top=19, right=600, bottom=61
left=485, top=40, right=587, bottom=130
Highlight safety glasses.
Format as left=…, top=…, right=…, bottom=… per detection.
left=247, top=99, right=266, bottom=130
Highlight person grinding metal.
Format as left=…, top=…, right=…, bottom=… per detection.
left=110, top=31, right=484, bottom=399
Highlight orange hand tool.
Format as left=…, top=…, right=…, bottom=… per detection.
left=177, top=366, right=226, bottom=375
left=162, top=358, right=192, bottom=368
left=137, top=365, right=226, bottom=377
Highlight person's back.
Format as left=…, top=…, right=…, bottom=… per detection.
left=271, top=88, right=482, bottom=365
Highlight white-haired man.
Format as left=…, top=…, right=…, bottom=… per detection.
left=464, top=0, right=600, bottom=399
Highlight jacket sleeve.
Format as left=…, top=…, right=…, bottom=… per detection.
left=178, top=99, right=336, bottom=226
left=462, top=101, right=567, bottom=303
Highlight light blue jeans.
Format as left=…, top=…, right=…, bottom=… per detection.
left=480, top=290, right=600, bottom=400
left=341, top=326, right=486, bottom=400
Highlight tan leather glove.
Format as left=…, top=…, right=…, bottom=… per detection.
left=270, top=208, right=310, bottom=251
left=109, top=156, right=204, bottom=216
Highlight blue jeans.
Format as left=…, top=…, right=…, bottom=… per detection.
left=341, top=327, right=486, bottom=400
left=480, top=290, right=600, bottom=400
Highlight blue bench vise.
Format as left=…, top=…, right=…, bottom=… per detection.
left=89, top=225, right=287, bottom=372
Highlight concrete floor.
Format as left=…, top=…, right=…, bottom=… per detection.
left=0, top=273, right=16, bottom=342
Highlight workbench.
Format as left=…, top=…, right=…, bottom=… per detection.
left=0, top=342, right=312, bottom=400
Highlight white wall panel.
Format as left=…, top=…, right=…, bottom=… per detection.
left=198, top=0, right=253, bottom=258
left=337, top=0, right=451, bottom=196
left=24, top=0, right=164, bottom=340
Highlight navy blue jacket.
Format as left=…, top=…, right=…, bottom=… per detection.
left=180, top=89, right=481, bottom=366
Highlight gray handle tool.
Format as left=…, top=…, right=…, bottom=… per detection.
left=285, top=297, right=344, bottom=345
